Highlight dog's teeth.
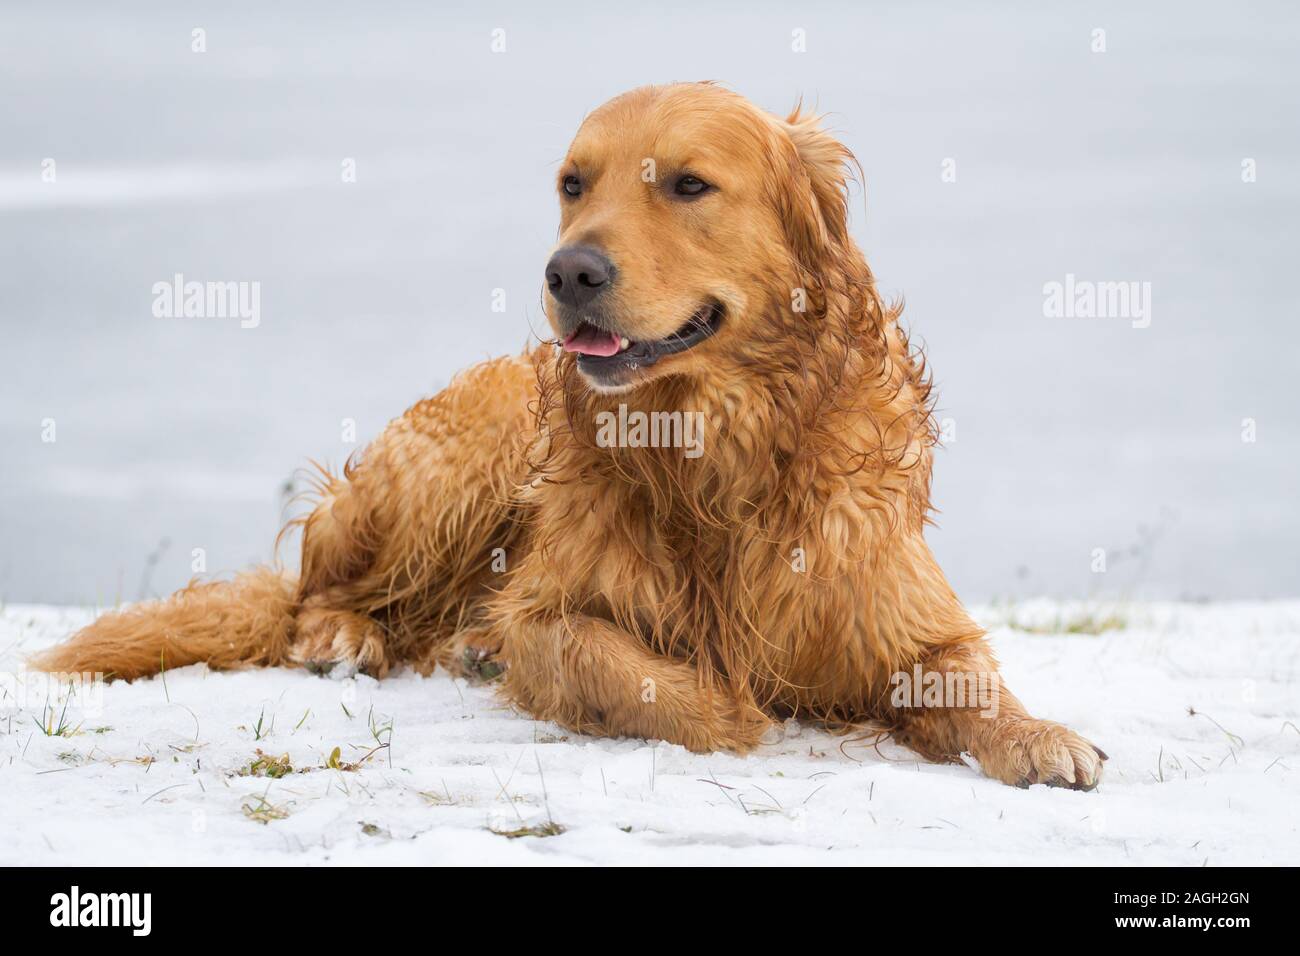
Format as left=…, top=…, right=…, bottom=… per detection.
left=620, top=337, right=630, bottom=350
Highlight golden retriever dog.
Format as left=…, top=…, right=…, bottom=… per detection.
left=35, top=83, right=1105, bottom=789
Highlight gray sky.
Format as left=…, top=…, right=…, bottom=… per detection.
left=1, top=1, right=1297, bottom=605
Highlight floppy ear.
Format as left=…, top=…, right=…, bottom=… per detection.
left=778, top=106, right=859, bottom=270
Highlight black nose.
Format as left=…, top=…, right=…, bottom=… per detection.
left=545, top=246, right=614, bottom=309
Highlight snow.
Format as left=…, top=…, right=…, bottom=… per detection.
left=2, top=601, right=1297, bottom=865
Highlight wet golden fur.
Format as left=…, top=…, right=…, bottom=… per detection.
left=34, top=84, right=1104, bottom=789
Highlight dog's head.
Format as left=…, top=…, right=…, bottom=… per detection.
left=544, top=83, right=860, bottom=394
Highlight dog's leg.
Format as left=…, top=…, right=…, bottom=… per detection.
left=886, top=640, right=1107, bottom=790
left=499, top=613, right=769, bottom=752
left=287, top=352, right=540, bottom=673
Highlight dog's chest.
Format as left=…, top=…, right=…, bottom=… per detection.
left=564, top=488, right=860, bottom=649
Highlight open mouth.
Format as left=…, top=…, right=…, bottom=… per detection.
left=561, top=302, right=724, bottom=380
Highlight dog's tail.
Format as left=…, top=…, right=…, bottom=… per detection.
left=29, top=567, right=297, bottom=680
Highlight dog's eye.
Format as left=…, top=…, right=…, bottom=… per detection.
left=674, top=175, right=711, bottom=197
left=562, top=175, right=582, bottom=198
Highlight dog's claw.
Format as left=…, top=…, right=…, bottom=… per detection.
left=460, top=647, right=505, bottom=683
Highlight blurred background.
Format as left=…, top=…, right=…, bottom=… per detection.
left=1, top=1, right=1296, bottom=606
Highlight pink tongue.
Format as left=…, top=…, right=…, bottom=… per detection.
left=563, top=325, right=623, bottom=357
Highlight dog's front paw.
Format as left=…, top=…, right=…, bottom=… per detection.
left=974, top=718, right=1106, bottom=790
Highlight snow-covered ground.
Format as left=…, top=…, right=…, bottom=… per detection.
left=1, top=601, right=1297, bottom=866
